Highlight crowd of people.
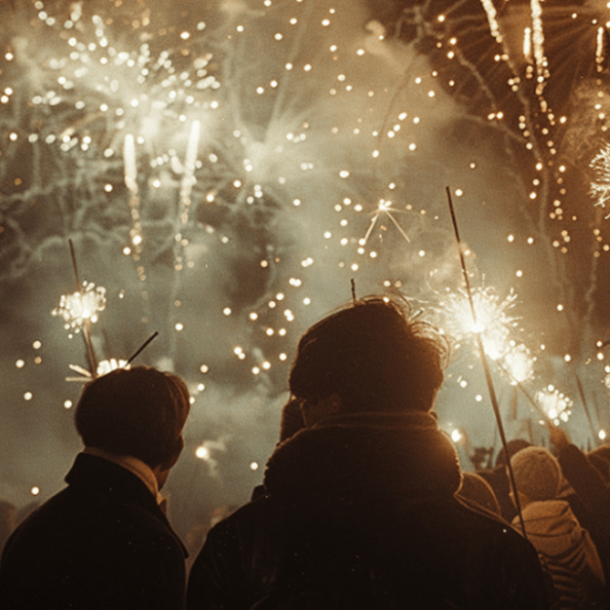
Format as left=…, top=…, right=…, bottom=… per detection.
left=1, top=295, right=609, bottom=609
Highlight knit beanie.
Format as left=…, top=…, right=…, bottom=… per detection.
left=510, top=446, right=562, bottom=502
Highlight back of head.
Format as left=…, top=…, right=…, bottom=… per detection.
left=511, top=446, right=562, bottom=502
left=458, top=472, right=501, bottom=515
left=289, top=296, right=449, bottom=413
left=494, top=439, right=532, bottom=468
left=75, top=366, right=190, bottom=468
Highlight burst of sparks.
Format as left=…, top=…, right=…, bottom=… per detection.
left=52, top=281, right=107, bottom=332
left=438, top=287, right=519, bottom=361
left=501, top=343, right=535, bottom=384
left=96, top=358, right=129, bottom=376
left=536, top=384, right=572, bottom=424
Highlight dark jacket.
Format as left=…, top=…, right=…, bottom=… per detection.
left=0, top=453, right=187, bottom=610
left=188, top=411, right=549, bottom=610
left=557, top=443, right=610, bottom=601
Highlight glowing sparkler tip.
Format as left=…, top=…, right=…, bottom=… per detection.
left=52, top=282, right=107, bottom=332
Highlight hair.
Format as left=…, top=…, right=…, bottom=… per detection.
left=458, top=472, right=501, bottom=515
left=74, top=366, right=190, bottom=468
left=494, top=439, right=532, bottom=468
left=289, top=296, right=449, bottom=413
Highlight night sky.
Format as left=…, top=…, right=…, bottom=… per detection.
left=2, top=0, right=610, bottom=539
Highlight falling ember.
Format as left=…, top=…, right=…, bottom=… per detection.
left=530, top=0, right=549, bottom=84
left=536, top=385, right=572, bottom=425
left=178, top=120, right=201, bottom=226
left=523, top=28, right=533, bottom=65
left=123, top=134, right=138, bottom=194
left=480, top=0, right=503, bottom=44
left=52, top=282, right=107, bottom=332
left=123, top=134, right=144, bottom=257
left=590, top=144, right=610, bottom=217
left=596, top=27, right=605, bottom=72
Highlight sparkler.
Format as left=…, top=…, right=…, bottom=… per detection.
left=438, top=287, right=518, bottom=362
left=52, top=281, right=107, bottom=333
left=52, top=240, right=105, bottom=375
left=446, top=186, right=527, bottom=537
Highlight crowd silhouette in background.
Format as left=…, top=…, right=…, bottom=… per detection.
left=1, top=296, right=610, bottom=609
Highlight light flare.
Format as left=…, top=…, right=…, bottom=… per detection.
left=536, top=385, right=572, bottom=425
left=438, top=288, right=519, bottom=361
left=52, top=282, right=107, bottom=332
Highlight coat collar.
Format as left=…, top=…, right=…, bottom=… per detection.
left=264, top=411, right=463, bottom=519
left=65, top=453, right=187, bottom=557
left=83, top=447, right=162, bottom=504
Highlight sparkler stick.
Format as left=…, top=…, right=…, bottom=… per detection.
left=445, top=186, right=528, bottom=537
left=126, top=331, right=159, bottom=365
left=68, top=239, right=98, bottom=376
left=574, top=372, right=598, bottom=443
left=497, top=361, right=550, bottom=423
left=350, top=279, right=357, bottom=303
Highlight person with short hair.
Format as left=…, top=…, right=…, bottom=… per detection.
left=188, top=296, right=549, bottom=609
left=0, top=366, right=191, bottom=610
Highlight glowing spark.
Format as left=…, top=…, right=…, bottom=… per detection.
left=123, top=134, right=138, bottom=193
left=596, top=27, right=605, bottom=71
left=501, top=343, right=535, bottom=384
left=590, top=144, right=610, bottom=217
left=96, top=358, right=129, bottom=376
left=361, top=199, right=410, bottom=245
left=523, top=28, right=532, bottom=64
left=536, top=385, right=572, bottom=425
left=439, top=288, right=518, bottom=361
left=52, top=281, right=107, bottom=332
left=480, top=0, right=503, bottom=44
left=531, top=0, right=549, bottom=83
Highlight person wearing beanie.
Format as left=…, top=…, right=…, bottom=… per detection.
left=188, top=296, right=548, bottom=609
left=510, top=446, right=606, bottom=609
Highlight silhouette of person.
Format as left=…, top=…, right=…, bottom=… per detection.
left=0, top=366, right=191, bottom=610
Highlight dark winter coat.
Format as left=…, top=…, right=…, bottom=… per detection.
left=187, top=411, right=550, bottom=610
left=0, top=453, right=187, bottom=610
